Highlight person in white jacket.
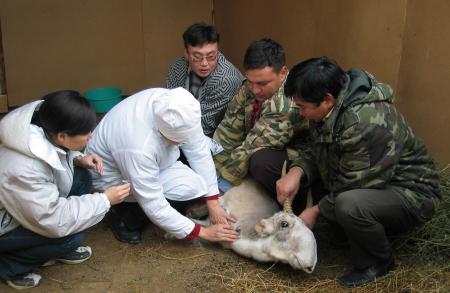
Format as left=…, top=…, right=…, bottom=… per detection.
left=86, top=87, right=239, bottom=244
left=0, top=91, right=130, bottom=289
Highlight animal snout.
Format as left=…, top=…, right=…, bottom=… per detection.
left=288, top=252, right=317, bottom=274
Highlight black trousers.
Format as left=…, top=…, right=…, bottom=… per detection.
left=248, top=148, right=327, bottom=215
left=319, top=188, right=420, bottom=269
left=111, top=198, right=202, bottom=232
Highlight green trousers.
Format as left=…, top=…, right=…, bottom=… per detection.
left=319, top=188, right=420, bottom=269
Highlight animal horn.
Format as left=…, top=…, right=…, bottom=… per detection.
left=283, top=197, right=293, bottom=214
left=281, top=160, right=287, bottom=177
left=281, top=160, right=293, bottom=213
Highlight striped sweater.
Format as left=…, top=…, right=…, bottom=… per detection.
left=166, top=52, right=244, bottom=137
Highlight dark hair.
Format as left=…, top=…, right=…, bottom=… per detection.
left=243, top=38, right=285, bottom=72
left=37, top=90, right=96, bottom=136
left=182, top=22, right=220, bottom=48
left=284, top=57, right=346, bottom=105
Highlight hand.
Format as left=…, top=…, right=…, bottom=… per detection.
left=206, top=199, right=236, bottom=225
left=74, top=154, right=104, bottom=175
left=299, top=205, right=320, bottom=230
left=198, top=224, right=239, bottom=243
left=104, top=183, right=131, bottom=205
left=276, top=166, right=304, bottom=205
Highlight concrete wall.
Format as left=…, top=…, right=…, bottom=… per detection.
left=214, top=0, right=449, bottom=165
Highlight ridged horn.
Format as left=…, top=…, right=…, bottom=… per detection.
left=283, top=197, right=293, bottom=214
left=281, top=160, right=293, bottom=213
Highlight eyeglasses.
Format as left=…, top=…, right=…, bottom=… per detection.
left=190, top=52, right=218, bottom=63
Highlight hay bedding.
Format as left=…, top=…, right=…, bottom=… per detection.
left=0, top=169, right=448, bottom=292
left=205, top=166, right=450, bottom=292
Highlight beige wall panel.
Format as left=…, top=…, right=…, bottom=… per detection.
left=215, top=0, right=406, bottom=90
left=0, top=19, right=5, bottom=95
left=397, top=0, right=450, bottom=165
left=0, top=95, right=7, bottom=112
left=311, top=0, right=406, bottom=90
left=1, top=0, right=145, bottom=106
left=142, top=0, right=212, bottom=87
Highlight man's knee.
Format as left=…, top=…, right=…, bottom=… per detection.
left=59, top=233, right=85, bottom=254
left=249, top=149, right=287, bottom=181
left=249, top=150, right=268, bottom=179
left=165, top=174, right=207, bottom=200
left=334, top=190, right=369, bottom=226
left=71, top=167, right=93, bottom=195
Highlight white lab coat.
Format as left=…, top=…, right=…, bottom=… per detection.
left=86, top=88, right=219, bottom=239
left=0, top=101, right=110, bottom=237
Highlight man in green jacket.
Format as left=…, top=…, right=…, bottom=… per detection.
left=214, top=38, right=308, bottom=206
left=277, top=57, right=440, bottom=288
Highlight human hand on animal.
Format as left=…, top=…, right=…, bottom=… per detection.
left=199, top=223, right=239, bottom=243
left=206, top=199, right=236, bottom=225
left=299, top=204, right=320, bottom=229
left=104, top=183, right=131, bottom=205
left=74, top=153, right=104, bottom=175
left=276, top=166, right=304, bottom=205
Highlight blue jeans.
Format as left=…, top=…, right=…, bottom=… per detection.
left=218, top=176, right=234, bottom=193
left=0, top=167, right=91, bottom=281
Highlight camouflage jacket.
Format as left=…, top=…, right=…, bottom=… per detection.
left=214, top=79, right=307, bottom=185
left=291, top=69, right=440, bottom=221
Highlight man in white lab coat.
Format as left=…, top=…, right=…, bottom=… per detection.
left=86, top=87, right=238, bottom=244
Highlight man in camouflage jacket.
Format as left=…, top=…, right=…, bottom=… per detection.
left=278, top=57, right=440, bottom=288
left=213, top=38, right=307, bottom=195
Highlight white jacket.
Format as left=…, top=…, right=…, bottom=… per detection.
left=86, top=88, right=220, bottom=239
left=0, top=101, right=110, bottom=237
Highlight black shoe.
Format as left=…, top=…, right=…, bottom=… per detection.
left=106, top=211, right=142, bottom=244
left=338, top=256, right=396, bottom=288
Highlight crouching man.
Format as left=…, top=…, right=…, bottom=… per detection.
left=277, top=57, right=440, bottom=288
left=86, top=87, right=238, bottom=244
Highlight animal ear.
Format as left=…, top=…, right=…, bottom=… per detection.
left=254, top=221, right=265, bottom=234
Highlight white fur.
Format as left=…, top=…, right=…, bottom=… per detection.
left=200, top=178, right=317, bottom=273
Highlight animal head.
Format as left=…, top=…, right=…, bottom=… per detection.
left=254, top=211, right=317, bottom=273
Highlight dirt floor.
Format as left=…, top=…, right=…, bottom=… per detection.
left=1, top=218, right=449, bottom=293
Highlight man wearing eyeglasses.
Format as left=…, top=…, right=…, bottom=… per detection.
left=166, top=23, right=243, bottom=138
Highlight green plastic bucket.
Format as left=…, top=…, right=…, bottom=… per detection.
left=84, top=87, right=123, bottom=113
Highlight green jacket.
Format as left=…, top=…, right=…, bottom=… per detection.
left=292, top=69, right=440, bottom=222
left=214, top=80, right=307, bottom=185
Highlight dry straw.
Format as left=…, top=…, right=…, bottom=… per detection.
left=208, top=166, right=450, bottom=292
